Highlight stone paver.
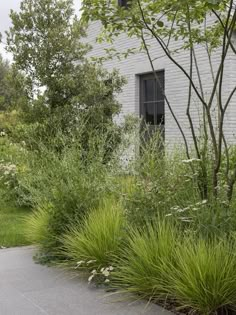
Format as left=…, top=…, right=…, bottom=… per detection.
left=0, top=246, right=171, bottom=315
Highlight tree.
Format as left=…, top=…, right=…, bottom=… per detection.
left=6, top=0, right=89, bottom=108
left=82, top=0, right=236, bottom=202
left=6, top=0, right=126, bottom=157
left=0, top=54, right=27, bottom=111
left=0, top=56, right=10, bottom=111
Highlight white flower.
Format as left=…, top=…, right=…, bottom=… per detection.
left=87, top=260, right=97, bottom=265
left=108, top=266, right=114, bottom=271
left=104, top=279, right=110, bottom=283
left=102, top=269, right=110, bottom=277
left=91, top=269, right=97, bottom=275
left=88, top=274, right=94, bottom=283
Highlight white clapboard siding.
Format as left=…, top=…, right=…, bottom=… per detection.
left=83, top=17, right=236, bottom=148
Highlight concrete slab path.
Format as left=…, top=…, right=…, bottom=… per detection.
left=0, top=246, right=171, bottom=315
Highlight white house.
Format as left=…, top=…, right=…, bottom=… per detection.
left=84, top=13, right=236, bottom=149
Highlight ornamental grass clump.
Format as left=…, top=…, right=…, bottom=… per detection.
left=113, top=217, right=236, bottom=314
left=113, top=218, right=178, bottom=302
left=168, top=236, right=236, bottom=315
left=61, top=198, right=125, bottom=278
left=24, top=204, right=52, bottom=250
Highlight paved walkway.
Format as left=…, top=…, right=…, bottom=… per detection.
left=0, top=246, right=170, bottom=315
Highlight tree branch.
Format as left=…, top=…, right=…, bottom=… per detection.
left=140, top=32, right=191, bottom=159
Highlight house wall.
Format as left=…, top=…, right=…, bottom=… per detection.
left=83, top=19, right=236, bottom=149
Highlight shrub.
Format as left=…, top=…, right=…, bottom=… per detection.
left=0, top=135, right=28, bottom=203
left=17, top=137, right=118, bottom=233
left=113, top=218, right=178, bottom=302
left=61, top=198, right=125, bottom=280
left=168, top=236, right=236, bottom=314
left=122, top=129, right=236, bottom=237
left=124, top=135, right=200, bottom=227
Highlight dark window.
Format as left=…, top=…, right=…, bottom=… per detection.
left=118, top=0, right=128, bottom=8
left=140, top=71, right=165, bottom=127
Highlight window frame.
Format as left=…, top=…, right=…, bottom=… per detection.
left=139, top=70, right=165, bottom=127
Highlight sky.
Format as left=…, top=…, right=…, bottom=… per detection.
left=0, top=0, right=82, bottom=61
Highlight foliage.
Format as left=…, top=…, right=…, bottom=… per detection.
left=82, top=0, right=228, bottom=50
left=15, top=65, right=125, bottom=156
left=0, top=135, right=28, bottom=203
left=0, top=56, right=10, bottom=111
left=0, top=185, right=31, bottom=247
left=61, top=198, right=125, bottom=282
left=2, top=0, right=236, bottom=310
left=17, top=129, right=121, bottom=253
left=168, top=236, right=236, bottom=314
left=7, top=0, right=89, bottom=106
left=6, top=0, right=126, bottom=159
left=0, top=55, right=27, bottom=111
left=82, top=0, right=236, bottom=204
left=0, top=110, right=21, bottom=133
left=123, top=132, right=199, bottom=227
left=113, top=218, right=178, bottom=301
left=114, top=219, right=236, bottom=314
left=24, top=205, right=52, bottom=249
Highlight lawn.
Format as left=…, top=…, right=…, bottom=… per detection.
left=0, top=192, right=32, bottom=248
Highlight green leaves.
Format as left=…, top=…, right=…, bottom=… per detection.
left=156, top=20, right=164, bottom=28
left=6, top=0, right=90, bottom=108
left=82, top=0, right=229, bottom=52
left=0, top=55, right=27, bottom=111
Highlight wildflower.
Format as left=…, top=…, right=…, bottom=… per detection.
left=102, top=268, right=110, bottom=277
left=87, top=260, right=97, bottom=265
left=75, top=260, right=85, bottom=268
left=88, top=275, right=94, bottom=283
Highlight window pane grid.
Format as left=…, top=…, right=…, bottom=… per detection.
left=140, top=71, right=165, bottom=127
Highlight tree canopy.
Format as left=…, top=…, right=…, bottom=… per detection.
left=7, top=0, right=90, bottom=108
left=0, top=54, right=28, bottom=111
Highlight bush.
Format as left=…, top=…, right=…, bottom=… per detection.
left=0, top=135, right=28, bottom=203
left=61, top=198, right=125, bottom=278
left=18, top=131, right=121, bottom=256
left=121, top=129, right=236, bottom=237
left=124, top=132, right=200, bottom=227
